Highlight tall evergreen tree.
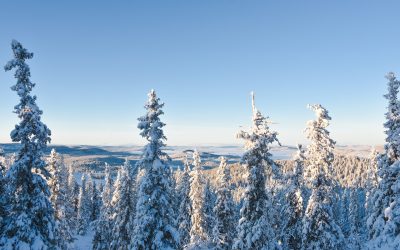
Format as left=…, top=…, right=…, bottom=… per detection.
left=85, top=174, right=100, bottom=223
left=110, top=159, right=136, bottom=250
left=367, top=73, right=400, bottom=248
left=203, top=178, right=215, bottom=238
left=66, top=164, right=78, bottom=233
left=365, top=148, right=379, bottom=218
left=77, top=175, right=91, bottom=235
left=47, top=149, right=73, bottom=248
left=0, top=147, right=5, bottom=240
left=233, top=93, right=280, bottom=250
left=347, top=180, right=365, bottom=250
left=281, top=144, right=305, bottom=250
left=91, top=182, right=101, bottom=222
left=301, top=104, right=344, bottom=249
left=177, top=156, right=192, bottom=248
left=382, top=72, right=400, bottom=163
left=0, top=40, right=56, bottom=249
left=93, top=163, right=114, bottom=250
left=213, top=157, right=235, bottom=250
left=188, top=150, right=211, bottom=248
left=132, top=89, right=179, bottom=249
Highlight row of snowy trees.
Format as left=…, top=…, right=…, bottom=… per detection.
left=0, top=39, right=398, bottom=250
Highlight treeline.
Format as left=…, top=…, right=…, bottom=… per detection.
left=0, top=40, right=397, bottom=250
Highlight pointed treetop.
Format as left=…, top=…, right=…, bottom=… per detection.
left=219, top=156, right=227, bottom=166
left=386, top=72, right=396, bottom=81
left=307, top=104, right=332, bottom=128
left=251, top=91, right=257, bottom=118
left=184, top=153, right=191, bottom=172
left=294, top=144, right=305, bottom=161
left=10, top=39, right=33, bottom=60
left=193, top=150, right=201, bottom=170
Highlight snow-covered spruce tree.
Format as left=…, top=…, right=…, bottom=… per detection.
left=347, top=179, right=365, bottom=250
left=47, top=149, right=73, bottom=248
left=204, top=178, right=215, bottom=236
left=377, top=161, right=400, bottom=248
left=213, top=157, right=235, bottom=250
left=365, top=148, right=379, bottom=218
left=85, top=174, right=94, bottom=222
left=110, top=159, right=136, bottom=250
left=188, top=150, right=212, bottom=248
left=177, top=156, right=192, bottom=248
left=281, top=144, right=305, bottom=250
left=85, top=174, right=100, bottom=223
left=301, top=104, right=344, bottom=250
left=0, top=40, right=56, bottom=249
left=66, top=164, right=78, bottom=233
left=367, top=73, right=400, bottom=247
left=0, top=147, right=5, bottom=238
left=0, top=147, right=5, bottom=175
left=93, top=163, right=114, bottom=250
left=132, top=90, right=179, bottom=249
left=382, top=72, right=400, bottom=163
left=233, top=92, right=280, bottom=250
left=338, top=188, right=351, bottom=240
left=91, top=182, right=101, bottom=222
left=77, top=175, right=91, bottom=235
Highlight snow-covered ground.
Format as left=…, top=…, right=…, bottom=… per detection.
left=69, top=229, right=94, bottom=250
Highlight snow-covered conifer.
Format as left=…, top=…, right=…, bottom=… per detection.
left=91, top=182, right=101, bottom=222
left=204, top=178, right=215, bottom=235
left=0, top=147, right=5, bottom=176
left=77, top=175, right=91, bottom=235
left=365, top=148, right=379, bottom=219
left=177, top=156, right=192, bottom=248
left=382, top=72, right=400, bottom=163
left=110, top=159, right=136, bottom=250
left=377, top=161, right=400, bottom=248
left=0, top=40, right=56, bottom=249
left=347, top=179, right=365, bottom=250
left=0, top=147, right=5, bottom=238
left=66, top=164, right=78, bottom=233
left=85, top=174, right=100, bottom=223
left=233, top=92, right=280, bottom=250
left=47, top=149, right=73, bottom=248
left=132, top=90, right=179, bottom=249
left=302, top=104, right=344, bottom=249
left=93, top=163, right=114, bottom=250
left=188, top=150, right=212, bottom=248
left=367, top=73, right=400, bottom=248
left=281, top=144, right=305, bottom=250
left=213, top=157, right=235, bottom=250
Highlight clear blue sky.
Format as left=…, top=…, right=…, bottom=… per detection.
left=0, top=1, right=398, bottom=146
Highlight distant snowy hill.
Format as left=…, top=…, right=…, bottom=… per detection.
left=0, top=143, right=379, bottom=170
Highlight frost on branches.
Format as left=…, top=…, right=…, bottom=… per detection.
left=233, top=92, right=280, bottom=250
left=302, top=104, right=344, bottom=250
left=0, top=40, right=56, bottom=249
left=132, top=90, right=179, bottom=250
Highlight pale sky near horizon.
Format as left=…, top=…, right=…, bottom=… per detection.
left=0, top=1, right=399, bottom=146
